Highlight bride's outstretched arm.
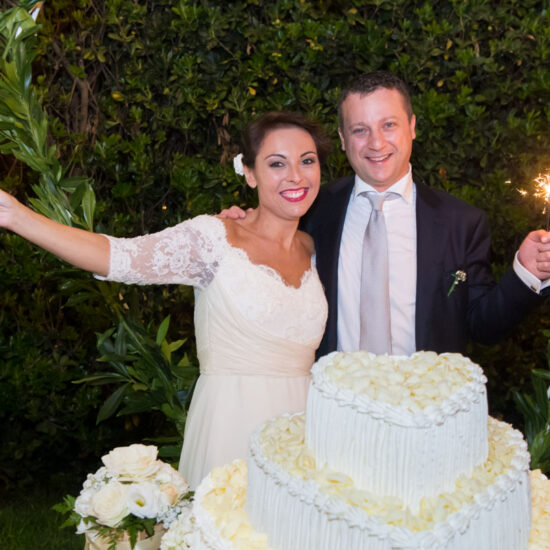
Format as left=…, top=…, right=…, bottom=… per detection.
left=0, top=189, right=110, bottom=276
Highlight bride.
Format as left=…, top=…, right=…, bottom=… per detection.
left=0, top=111, right=330, bottom=488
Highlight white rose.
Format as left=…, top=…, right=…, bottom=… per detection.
left=102, top=444, right=159, bottom=481
left=157, top=463, right=189, bottom=504
left=161, top=481, right=185, bottom=507
left=127, top=482, right=165, bottom=519
left=91, top=481, right=129, bottom=527
left=74, top=487, right=94, bottom=518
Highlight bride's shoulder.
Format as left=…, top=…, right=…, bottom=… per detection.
left=173, top=214, right=226, bottom=237
left=218, top=215, right=255, bottom=246
left=164, top=215, right=229, bottom=254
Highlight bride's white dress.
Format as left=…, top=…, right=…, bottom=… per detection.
left=100, top=215, right=328, bottom=488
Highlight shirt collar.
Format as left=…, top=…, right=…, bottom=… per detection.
left=352, top=164, right=414, bottom=204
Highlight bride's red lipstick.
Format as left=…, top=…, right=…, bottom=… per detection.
left=280, top=188, right=309, bottom=202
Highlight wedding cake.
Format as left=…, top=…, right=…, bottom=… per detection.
left=190, top=351, right=539, bottom=549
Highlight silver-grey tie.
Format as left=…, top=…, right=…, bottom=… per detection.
left=359, top=192, right=397, bottom=354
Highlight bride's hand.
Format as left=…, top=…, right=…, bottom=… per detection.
left=217, top=205, right=252, bottom=220
left=0, top=188, right=110, bottom=275
left=0, top=189, right=24, bottom=231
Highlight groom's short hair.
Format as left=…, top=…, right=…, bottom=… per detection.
left=338, top=71, right=413, bottom=127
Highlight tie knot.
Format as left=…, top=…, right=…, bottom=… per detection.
left=364, top=191, right=398, bottom=211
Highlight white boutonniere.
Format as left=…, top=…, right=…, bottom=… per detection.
left=447, top=269, right=467, bottom=296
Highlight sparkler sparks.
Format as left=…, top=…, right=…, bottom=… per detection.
left=534, top=173, right=550, bottom=202
left=516, top=172, right=550, bottom=230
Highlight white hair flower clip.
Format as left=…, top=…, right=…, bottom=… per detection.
left=233, top=153, right=244, bottom=176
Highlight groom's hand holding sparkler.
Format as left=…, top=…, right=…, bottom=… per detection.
left=518, top=229, right=550, bottom=282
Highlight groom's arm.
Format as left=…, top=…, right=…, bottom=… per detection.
left=465, top=211, right=547, bottom=345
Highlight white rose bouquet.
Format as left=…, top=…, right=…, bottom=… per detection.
left=54, top=444, right=191, bottom=550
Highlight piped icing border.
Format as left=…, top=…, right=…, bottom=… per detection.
left=247, top=413, right=531, bottom=549
left=309, top=351, right=488, bottom=428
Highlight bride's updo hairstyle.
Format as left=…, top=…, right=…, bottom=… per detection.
left=240, top=111, right=331, bottom=169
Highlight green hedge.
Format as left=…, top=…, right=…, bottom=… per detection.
left=1, top=0, right=550, bottom=484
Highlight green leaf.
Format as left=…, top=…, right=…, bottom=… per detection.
left=76, top=373, right=130, bottom=385
left=81, top=185, right=96, bottom=231
left=171, top=364, right=197, bottom=378
left=114, top=323, right=128, bottom=356
left=96, top=384, right=129, bottom=424
left=167, top=339, right=186, bottom=353
left=68, top=64, right=86, bottom=79
left=156, top=316, right=171, bottom=346
left=533, top=369, right=550, bottom=381
left=96, top=327, right=116, bottom=349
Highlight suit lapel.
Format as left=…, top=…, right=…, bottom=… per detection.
left=313, top=177, right=354, bottom=353
left=415, top=181, right=446, bottom=350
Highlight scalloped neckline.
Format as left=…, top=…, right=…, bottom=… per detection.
left=229, top=246, right=313, bottom=290
left=217, top=217, right=313, bottom=290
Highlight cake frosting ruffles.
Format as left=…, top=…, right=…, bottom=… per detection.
left=188, top=351, right=550, bottom=550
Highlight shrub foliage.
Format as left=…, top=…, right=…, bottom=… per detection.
left=1, top=0, right=550, bottom=483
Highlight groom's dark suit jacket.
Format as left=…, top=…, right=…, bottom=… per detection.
left=303, top=175, right=544, bottom=357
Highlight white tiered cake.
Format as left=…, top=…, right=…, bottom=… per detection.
left=190, top=351, right=545, bottom=549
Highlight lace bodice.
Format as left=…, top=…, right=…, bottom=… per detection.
left=100, top=215, right=328, bottom=347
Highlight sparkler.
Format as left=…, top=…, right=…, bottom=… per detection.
left=533, top=173, right=550, bottom=231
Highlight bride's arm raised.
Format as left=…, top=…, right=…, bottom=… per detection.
left=0, top=189, right=110, bottom=277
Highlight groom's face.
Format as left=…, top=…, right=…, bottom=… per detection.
left=338, top=88, right=416, bottom=192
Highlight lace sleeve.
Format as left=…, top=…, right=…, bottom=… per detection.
left=97, top=215, right=228, bottom=289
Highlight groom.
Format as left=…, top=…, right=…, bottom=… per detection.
left=303, top=71, right=550, bottom=357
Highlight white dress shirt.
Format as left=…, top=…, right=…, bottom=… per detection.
left=338, top=167, right=416, bottom=355
left=336, top=165, right=546, bottom=355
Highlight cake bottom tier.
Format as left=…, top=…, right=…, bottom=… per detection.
left=191, top=413, right=543, bottom=550
left=191, top=462, right=550, bottom=550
